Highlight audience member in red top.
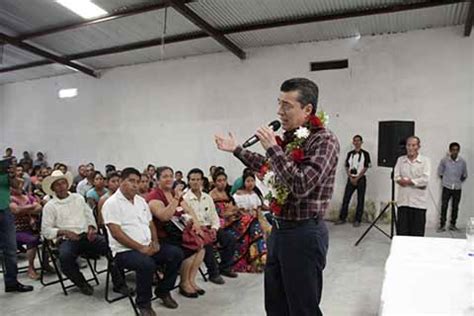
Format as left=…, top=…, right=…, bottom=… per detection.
left=147, top=166, right=206, bottom=299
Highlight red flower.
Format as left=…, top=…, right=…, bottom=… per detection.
left=275, top=136, right=284, bottom=147
left=291, top=148, right=305, bottom=163
left=309, top=115, right=322, bottom=128
left=270, top=200, right=282, bottom=216
left=259, top=164, right=269, bottom=175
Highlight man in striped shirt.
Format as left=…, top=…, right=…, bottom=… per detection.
left=215, top=78, right=339, bottom=316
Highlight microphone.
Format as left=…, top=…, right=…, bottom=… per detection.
left=242, top=120, right=281, bottom=148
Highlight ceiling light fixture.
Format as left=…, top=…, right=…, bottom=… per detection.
left=56, top=0, right=108, bottom=19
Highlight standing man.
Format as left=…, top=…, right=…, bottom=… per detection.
left=394, top=136, right=431, bottom=236
left=437, top=142, right=468, bottom=232
left=215, top=78, right=340, bottom=316
left=183, top=168, right=237, bottom=285
left=335, top=135, right=371, bottom=227
left=0, top=157, right=34, bottom=293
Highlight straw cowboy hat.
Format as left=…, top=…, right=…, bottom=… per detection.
left=42, top=170, right=73, bottom=197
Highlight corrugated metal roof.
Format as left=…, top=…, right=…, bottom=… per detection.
left=79, top=37, right=224, bottom=69
left=188, top=0, right=430, bottom=29
left=0, top=45, right=43, bottom=66
left=30, top=9, right=201, bottom=56
left=0, top=0, right=471, bottom=85
left=0, top=0, right=160, bottom=34
left=227, top=2, right=469, bottom=48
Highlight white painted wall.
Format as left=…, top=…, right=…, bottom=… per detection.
left=1, top=26, right=473, bottom=227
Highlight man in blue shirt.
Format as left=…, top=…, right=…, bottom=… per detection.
left=437, top=142, right=468, bottom=232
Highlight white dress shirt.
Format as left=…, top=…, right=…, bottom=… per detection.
left=77, top=178, right=93, bottom=197
left=41, top=193, right=97, bottom=240
left=183, top=190, right=220, bottom=230
left=102, top=189, right=152, bottom=256
left=394, top=154, right=431, bottom=209
left=233, top=192, right=262, bottom=211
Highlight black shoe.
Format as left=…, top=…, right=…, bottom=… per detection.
left=78, top=282, right=94, bottom=296
left=437, top=226, right=446, bottom=232
left=156, top=292, right=178, bottom=309
left=449, top=224, right=459, bottom=231
left=353, top=221, right=361, bottom=227
left=220, top=270, right=238, bottom=278
left=196, top=288, right=206, bottom=296
left=138, top=306, right=157, bottom=316
left=334, top=219, right=346, bottom=225
left=113, top=284, right=135, bottom=296
left=209, top=275, right=225, bottom=285
left=179, top=287, right=198, bottom=298
left=5, top=282, right=34, bottom=293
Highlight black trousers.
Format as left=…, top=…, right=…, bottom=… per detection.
left=397, top=207, right=426, bottom=236
left=265, top=219, right=328, bottom=316
left=58, top=234, right=122, bottom=287
left=204, top=228, right=236, bottom=277
left=115, top=244, right=184, bottom=308
left=440, top=187, right=462, bottom=227
left=339, top=176, right=366, bottom=222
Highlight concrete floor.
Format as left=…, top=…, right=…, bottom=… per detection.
left=0, top=221, right=465, bottom=316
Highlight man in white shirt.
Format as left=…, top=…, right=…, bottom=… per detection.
left=41, top=170, right=125, bottom=296
left=103, top=168, right=184, bottom=316
left=76, top=164, right=95, bottom=197
left=394, top=136, right=431, bottom=236
left=184, top=168, right=237, bottom=285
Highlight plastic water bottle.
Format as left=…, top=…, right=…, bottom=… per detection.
left=466, top=217, right=474, bottom=257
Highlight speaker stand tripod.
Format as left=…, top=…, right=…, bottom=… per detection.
left=355, top=169, right=398, bottom=246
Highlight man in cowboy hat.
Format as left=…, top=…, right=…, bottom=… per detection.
left=41, top=170, right=126, bottom=296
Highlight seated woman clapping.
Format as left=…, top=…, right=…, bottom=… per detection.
left=147, top=166, right=206, bottom=299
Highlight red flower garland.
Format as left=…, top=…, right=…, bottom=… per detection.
left=291, top=148, right=305, bottom=163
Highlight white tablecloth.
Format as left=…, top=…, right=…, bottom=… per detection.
left=379, top=236, right=474, bottom=316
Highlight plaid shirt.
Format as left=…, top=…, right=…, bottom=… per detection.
left=234, top=127, right=340, bottom=221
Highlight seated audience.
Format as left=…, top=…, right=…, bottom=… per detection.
left=15, top=165, right=32, bottom=194
left=230, top=167, right=252, bottom=195
left=147, top=166, right=205, bottom=299
left=30, top=166, right=42, bottom=186
left=72, top=164, right=86, bottom=192
left=10, top=178, right=42, bottom=280
left=41, top=170, right=125, bottom=296
left=231, top=171, right=271, bottom=272
left=86, top=171, right=108, bottom=210
left=146, top=164, right=157, bottom=190
left=3, top=147, right=14, bottom=159
left=33, top=152, right=48, bottom=168
left=19, top=151, right=33, bottom=172
left=184, top=168, right=237, bottom=285
left=103, top=168, right=184, bottom=315
left=172, top=170, right=187, bottom=190
left=97, top=171, right=121, bottom=227
left=55, top=163, right=68, bottom=174
left=76, top=164, right=95, bottom=197
left=139, top=173, right=151, bottom=199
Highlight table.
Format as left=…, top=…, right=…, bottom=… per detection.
left=379, top=236, right=474, bottom=315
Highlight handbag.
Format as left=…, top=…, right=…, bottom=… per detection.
left=182, top=224, right=216, bottom=251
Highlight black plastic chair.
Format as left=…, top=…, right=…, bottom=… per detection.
left=40, top=239, right=100, bottom=296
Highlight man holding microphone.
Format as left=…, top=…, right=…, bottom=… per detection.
left=215, top=78, right=339, bottom=316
